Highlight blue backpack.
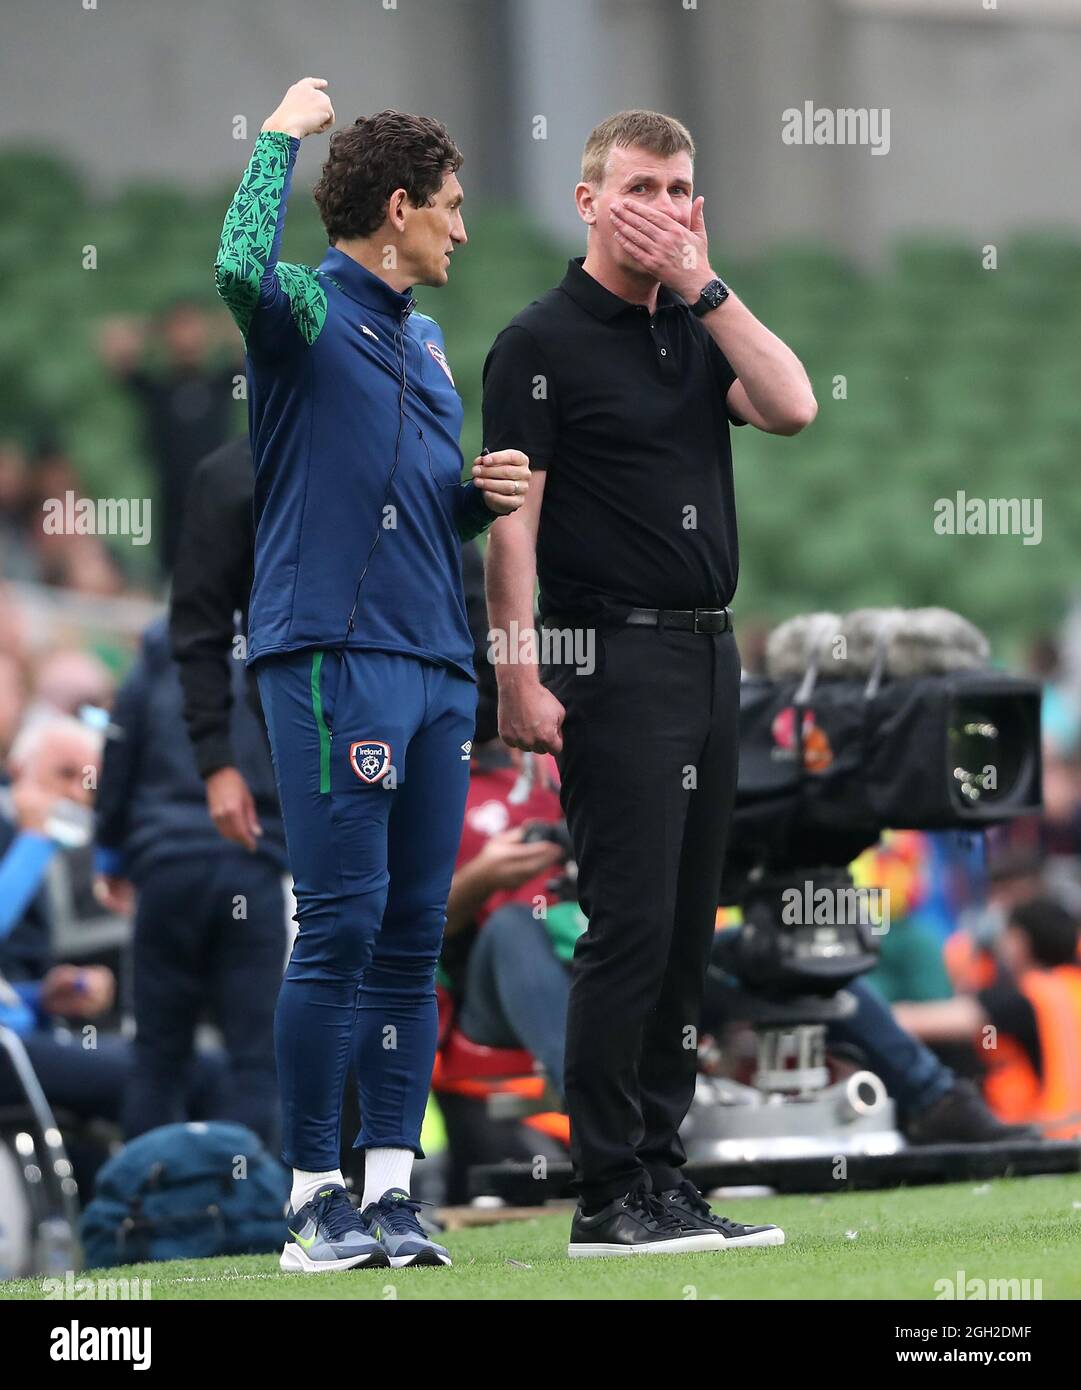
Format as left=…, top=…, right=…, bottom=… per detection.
left=81, top=1121, right=289, bottom=1268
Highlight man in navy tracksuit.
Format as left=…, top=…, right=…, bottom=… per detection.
left=215, top=77, right=529, bottom=1271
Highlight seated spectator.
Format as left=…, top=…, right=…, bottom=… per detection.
left=28, top=648, right=115, bottom=724
left=14, top=654, right=120, bottom=931
left=0, top=713, right=224, bottom=1194
left=435, top=742, right=568, bottom=1203
left=0, top=714, right=104, bottom=939
left=449, top=744, right=569, bottom=1088
left=894, top=897, right=1081, bottom=1139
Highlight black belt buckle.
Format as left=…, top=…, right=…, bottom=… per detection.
left=693, top=607, right=729, bottom=634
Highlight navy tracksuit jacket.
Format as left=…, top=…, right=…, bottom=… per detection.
left=215, top=130, right=488, bottom=1168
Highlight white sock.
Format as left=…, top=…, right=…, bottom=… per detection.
left=361, top=1148, right=414, bottom=1209
left=291, top=1168, right=345, bottom=1212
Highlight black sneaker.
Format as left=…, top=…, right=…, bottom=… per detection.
left=567, top=1184, right=723, bottom=1258
left=905, top=1080, right=1042, bottom=1145
left=657, top=1177, right=785, bottom=1248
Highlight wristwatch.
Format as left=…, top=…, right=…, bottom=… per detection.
left=689, top=277, right=730, bottom=317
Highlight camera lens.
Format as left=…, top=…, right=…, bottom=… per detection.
left=948, top=697, right=1026, bottom=809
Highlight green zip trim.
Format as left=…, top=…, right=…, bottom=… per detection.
left=310, top=651, right=331, bottom=794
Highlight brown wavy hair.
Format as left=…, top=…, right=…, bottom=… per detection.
left=581, top=110, right=695, bottom=186
left=312, top=110, right=463, bottom=244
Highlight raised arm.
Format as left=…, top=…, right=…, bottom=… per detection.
left=214, top=78, right=335, bottom=349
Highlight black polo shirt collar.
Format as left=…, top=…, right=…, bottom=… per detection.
left=559, top=257, right=684, bottom=321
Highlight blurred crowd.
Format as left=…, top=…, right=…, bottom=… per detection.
left=1, top=299, right=241, bottom=597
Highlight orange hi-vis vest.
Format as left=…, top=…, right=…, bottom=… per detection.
left=983, top=964, right=1081, bottom=1139
left=944, top=931, right=997, bottom=993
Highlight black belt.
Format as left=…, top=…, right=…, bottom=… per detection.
left=624, top=606, right=732, bottom=634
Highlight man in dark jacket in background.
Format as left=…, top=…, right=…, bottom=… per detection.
left=168, top=435, right=271, bottom=852
left=95, top=617, right=287, bottom=1146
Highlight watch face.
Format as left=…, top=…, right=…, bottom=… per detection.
left=691, top=279, right=729, bottom=316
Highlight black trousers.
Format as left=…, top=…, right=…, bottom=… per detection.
left=542, top=621, right=740, bottom=1207
left=123, top=850, right=286, bottom=1150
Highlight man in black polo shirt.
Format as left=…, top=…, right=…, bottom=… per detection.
left=483, top=110, right=816, bottom=1256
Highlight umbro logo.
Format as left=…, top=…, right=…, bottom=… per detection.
left=461, top=740, right=472, bottom=761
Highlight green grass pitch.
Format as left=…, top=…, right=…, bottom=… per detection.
left=3, top=1175, right=1078, bottom=1301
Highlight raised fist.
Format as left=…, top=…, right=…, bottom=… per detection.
left=262, top=78, right=335, bottom=140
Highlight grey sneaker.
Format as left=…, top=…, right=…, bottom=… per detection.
left=361, top=1188, right=452, bottom=1267
left=281, top=1185, right=390, bottom=1272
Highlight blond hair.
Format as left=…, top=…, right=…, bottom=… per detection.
left=581, top=110, right=695, bottom=187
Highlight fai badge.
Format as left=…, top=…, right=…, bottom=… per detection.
left=349, top=740, right=392, bottom=784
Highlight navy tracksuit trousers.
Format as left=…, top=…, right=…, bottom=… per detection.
left=256, top=647, right=475, bottom=1170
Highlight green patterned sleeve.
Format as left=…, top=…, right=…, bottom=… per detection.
left=214, top=130, right=327, bottom=351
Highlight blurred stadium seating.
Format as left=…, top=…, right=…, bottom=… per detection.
left=2, top=147, right=1078, bottom=650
